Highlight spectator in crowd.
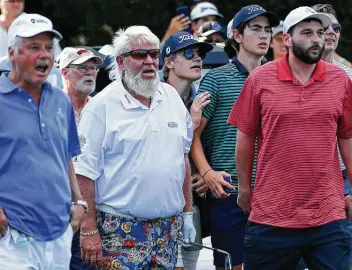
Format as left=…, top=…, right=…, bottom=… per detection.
left=57, top=47, right=103, bottom=270
left=228, top=6, right=352, bottom=270
left=0, top=0, right=24, bottom=58
left=223, top=19, right=237, bottom=59
left=162, top=1, right=223, bottom=43
left=162, top=31, right=213, bottom=270
left=270, top=20, right=286, bottom=60
left=74, top=25, right=196, bottom=269
left=0, top=13, right=85, bottom=269
left=58, top=47, right=102, bottom=126
left=191, top=5, right=279, bottom=270
left=197, top=21, right=226, bottom=44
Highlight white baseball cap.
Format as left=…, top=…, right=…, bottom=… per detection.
left=283, top=6, right=331, bottom=34
left=227, top=19, right=234, bottom=39
left=57, top=47, right=103, bottom=70
left=190, top=2, right=223, bottom=21
left=8, top=13, right=62, bottom=48
left=272, top=20, right=284, bottom=37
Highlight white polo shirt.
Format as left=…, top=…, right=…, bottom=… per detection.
left=0, top=25, right=7, bottom=59
left=74, top=79, right=193, bottom=219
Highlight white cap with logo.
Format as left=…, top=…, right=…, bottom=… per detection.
left=57, top=47, right=103, bottom=70
left=190, top=2, right=223, bottom=21
left=283, top=6, right=331, bottom=34
left=8, top=13, right=62, bottom=48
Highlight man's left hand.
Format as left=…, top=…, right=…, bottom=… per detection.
left=70, top=205, right=86, bottom=233
left=345, top=195, right=352, bottom=219
left=182, top=212, right=196, bottom=247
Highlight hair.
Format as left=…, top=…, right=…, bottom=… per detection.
left=162, top=54, right=177, bottom=81
left=224, top=38, right=237, bottom=58
left=9, top=36, right=24, bottom=53
left=287, top=18, right=325, bottom=36
left=311, top=4, right=337, bottom=18
left=232, top=22, right=246, bottom=52
left=109, top=25, right=160, bottom=81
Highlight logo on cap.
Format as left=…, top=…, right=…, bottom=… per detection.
left=247, top=5, right=265, bottom=15
left=200, top=6, right=217, bottom=13
left=30, top=18, right=48, bottom=24
left=178, top=34, right=194, bottom=43
left=304, top=7, right=314, bottom=14
left=166, top=46, right=171, bottom=55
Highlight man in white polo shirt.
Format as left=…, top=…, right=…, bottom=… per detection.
left=74, top=25, right=196, bottom=270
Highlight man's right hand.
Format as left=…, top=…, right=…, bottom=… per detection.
left=80, top=232, right=103, bottom=266
left=203, top=170, right=235, bottom=199
left=0, top=206, right=8, bottom=239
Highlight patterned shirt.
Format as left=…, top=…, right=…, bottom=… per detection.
left=197, top=58, right=256, bottom=189
left=228, top=54, right=352, bottom=228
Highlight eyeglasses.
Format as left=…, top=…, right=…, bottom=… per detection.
left=121, top=49, right=160, bottom=60
left=67, top=65, right=99, bottom=73
left=204, top=38, right=225, bottom=43
left=4, top=0, right=24, bottom=2
left=331, top=23, right=342, bottom=33
left=179, top=48, right=206, bottom=60
left=246, top=24, right=273, bottom=35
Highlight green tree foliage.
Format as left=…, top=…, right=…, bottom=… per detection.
left=25, top=0, right=352, bottom=60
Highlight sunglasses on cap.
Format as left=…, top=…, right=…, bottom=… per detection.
left=178, top=48, right=206, bottom=60
left=331, top=23, right=342, bottom=33
left=121, top=49, right=160, bottom=60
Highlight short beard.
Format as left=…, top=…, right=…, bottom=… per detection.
left=123, top=67, right=158, bottom=98
left=76, top=78, right=95, bottom=95
left=292, top=39, right=324, bottom=64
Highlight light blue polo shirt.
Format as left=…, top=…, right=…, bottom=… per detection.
left=0, top=73, right=80, bottom=241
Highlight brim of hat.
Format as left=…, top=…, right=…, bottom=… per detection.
left=201, top=29, right=227, bottom=39
left=191, top=11, right=224, bottom=21
left=242, top=11, right=280, bottom=28
left=18, top=28, right=63, bottom=40
left=70, top=55, right=103, bottom=65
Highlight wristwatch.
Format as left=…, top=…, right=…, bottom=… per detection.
left=71, top=200, right=89, bottom=213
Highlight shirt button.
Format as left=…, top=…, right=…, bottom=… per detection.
left=28, top=99, right=32, bottom=103
left=41, top=123, right=45, bottom=127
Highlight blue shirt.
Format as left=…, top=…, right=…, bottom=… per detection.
left=0, top=73, right=80, bottom=241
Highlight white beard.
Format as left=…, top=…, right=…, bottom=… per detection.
left=123, top=67, right=158, bottom=98
left=76, top=78, right=95, bottom=95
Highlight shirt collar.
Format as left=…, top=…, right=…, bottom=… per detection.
left=277, top=53, right=326, bottom=82
left=232, top=57, right=249, bottom=75
left=118, top=79, right=163, bottom=110
left=0, top=72, right=54, bottom=94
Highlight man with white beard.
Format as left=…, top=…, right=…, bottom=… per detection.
left=58, top=47, right=103, bottom=126
left=73, top=25, right=196, bottom=269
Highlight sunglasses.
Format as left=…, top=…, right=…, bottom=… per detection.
left=180, top=48, right=206, bottom=60
left=4, top=0, right=24, bottom=2
left=121, top=49, right=160, bottom=60
left=331, top=23, right=342, bottom=33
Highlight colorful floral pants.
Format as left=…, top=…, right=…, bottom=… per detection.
left=96, top=210, right=182, bottom=270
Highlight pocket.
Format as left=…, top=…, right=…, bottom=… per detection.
left=55, top=114, right=68, bottom=141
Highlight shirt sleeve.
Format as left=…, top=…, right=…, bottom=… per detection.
left=338, top=77, right=352, bottom=139
left=227, top=75, right=261, bottom=136
left=184, top=110, right=193, bottom=154
left=73, top=110, right=106, bottom=181
left=67, top=104, right=81, bottom=159
left=197, top=70, right=219, bottom=121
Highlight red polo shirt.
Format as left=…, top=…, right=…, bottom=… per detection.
left=227, top=53, right=352, bottom=228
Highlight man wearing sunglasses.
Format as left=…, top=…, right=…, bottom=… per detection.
left=162, top=31, right=213, bottom=270
left=190, top=4, right=280, bottom=270
left=312, top=4, right=352, bottom=269
left=0, top=0, right=24, bottom=58
left=74, top=25, right=196, bottom=270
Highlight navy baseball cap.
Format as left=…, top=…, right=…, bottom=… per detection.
left=162, top=31, right=213, bottom=60
left=232, top=5, right=280, bottom=30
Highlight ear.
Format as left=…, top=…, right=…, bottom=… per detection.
left=116, top=56, right=125, bottom=72
left=8, top=48, right=16, bottom=62
left=233, top=29, right=242, bottom=44
left=62, top=68, right=69, bottom=79
left=164, top=57, right=174, bottom=69
left=283, top=33, right=291, bottom=49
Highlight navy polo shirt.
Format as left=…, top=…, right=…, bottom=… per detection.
left=0, top=73, right=80, bottom=241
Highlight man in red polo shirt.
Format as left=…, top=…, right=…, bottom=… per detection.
left=227, top=6, right=352, bottom=270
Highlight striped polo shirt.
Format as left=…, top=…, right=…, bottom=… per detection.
left=333, top=59, right=352, bottom=171
left=197, top=58, right=256, bottom=189
left=228, top=53, right=352, bottom=228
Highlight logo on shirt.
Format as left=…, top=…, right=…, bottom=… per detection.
left=57, top=108, right=64, bottom=117
left=168, top=122, right=178, bottom=128
left=79, top=134, right=87, bottom=151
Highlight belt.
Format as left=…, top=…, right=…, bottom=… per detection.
left=95, top=203, right=181, bottom=222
